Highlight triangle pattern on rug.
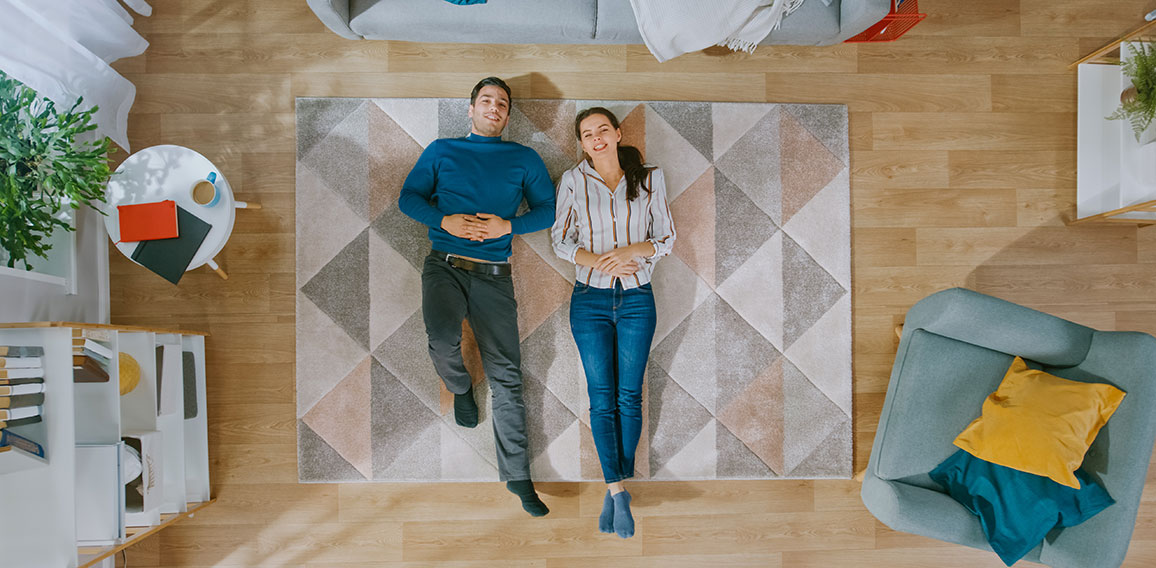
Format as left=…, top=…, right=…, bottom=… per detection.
left=368, top=102, right=425, bottom=222
left=650, top=295, right=721, bottom=414
left=507, top=104, right=575, bottom=181
left=523, top=369, right=579, bottom=472
left=619, top=103, right=646, bottom=159
left=654, top=419, right=717, bottom=480
left=650, top=253, right=713, bottom=350
left=516, top=100, right=578, bottom=161
left=715, top=106, right=782, bottom=226
left=437, top=98, right=471, bottom=139
left=301, top=229, right=370, bottom=350
left=717, top=418, right=776, bottom=479
left=519, top=231, right=575, bottom=281
left=717, top=357, right=784, bottom=476
left=784, top=104, right=849, bottom=167
left=511, top=237, right=571, bottom=341
left=712, top=102, right=772, bottom=160
left=373, top=310, right=445, bottom=417
left=671, top=166, right=717, bottom=288
left=301, top=99, right=370, bottom=220
left=782, top=233, right=846, bottom=350
left=645, top=104, right=711, bottom=202
left=782, top=168, right=851, bottom=291
left=717, top=231, right=784, bottom=351
left=785, top=294, right=852, bottom=417
left=369, top=230, right=423, bottom=353
left=441, top=422, right=500, bottom=481
left=378, top=420, right=442, bottom=481
left=715, top=170, right=778, bottom=286
left=649, top=101, right=713, bottom=165
left=780, top=110, right=845, bottom=225
left=303, top=356, right=373, bottom=479
left=295, top=161, right=369, bottom=284
left=296, top=291, right=368, bottom=418
left=787, top=419, right=851, bottom=478
left=531, top=418, right=582, bottom=481
left=298, top=421, right=365, bottom=482
left=372, top=204, right=431, bottom=274
left=648, top=362, right=713, bottom=476
left=372, top=98, right=439, bottom=149
left=579, top=421, right=602, bottom=480
left=520, top=304, right=586, bottom=420
left=297, top=97, right=365, bottom=159
left=371, top=358, right=443, bottom=479
left=782, top=357, right=845, bottom=473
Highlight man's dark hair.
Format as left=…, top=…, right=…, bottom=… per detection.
left=470, top=76, right=512, bottom=105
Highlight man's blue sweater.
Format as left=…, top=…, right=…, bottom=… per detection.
left=398, top=133, right=556, bottom=262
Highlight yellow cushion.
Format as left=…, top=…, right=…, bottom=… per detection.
left=953, top=356, right=1125, bottom=489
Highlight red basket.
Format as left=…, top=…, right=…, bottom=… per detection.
left=844, top=0, right=926, bottom=43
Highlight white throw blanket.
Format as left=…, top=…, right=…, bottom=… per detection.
left=630, top=0, right=806, bottom=62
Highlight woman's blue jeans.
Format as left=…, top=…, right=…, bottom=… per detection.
left=569, top=281, right=657, bottom=484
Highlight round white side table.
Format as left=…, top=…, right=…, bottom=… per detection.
left=103, top=145, right=257, bottom=280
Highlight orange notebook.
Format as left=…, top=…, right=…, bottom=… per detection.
left=118, top=200, right=178, bottom=242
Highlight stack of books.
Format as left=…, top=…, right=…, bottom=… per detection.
left=73, top=330, right=112, bottom=383
left=0, top=345, right=46, bottom=457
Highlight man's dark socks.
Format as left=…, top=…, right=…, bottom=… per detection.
left=454, top=385, right=478, bottom=428
left=612, top=490, right=634, bottom=538
left=506, top=480, right=549, bottom=517
left=598, top=490, right=615, bottom=533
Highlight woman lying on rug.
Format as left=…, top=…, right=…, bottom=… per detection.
left=551, top=107, right=677, bottom=539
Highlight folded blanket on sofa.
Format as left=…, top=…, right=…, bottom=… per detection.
left=629, top=0, right=806, bottom=62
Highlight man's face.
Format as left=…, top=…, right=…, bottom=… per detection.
left=468, top=85, right=510, bottom=137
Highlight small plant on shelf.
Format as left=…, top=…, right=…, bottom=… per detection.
left=1107, top=42, right=1156, bottom=143
left=0, top=70, right=114, bottom=270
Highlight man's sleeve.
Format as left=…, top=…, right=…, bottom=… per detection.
left=398, top=142, right=445, bottom=228
left=508, top=150, right=556, bottom=235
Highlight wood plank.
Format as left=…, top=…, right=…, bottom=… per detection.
left=530, top=73, right=766, bottom=103
left=1019, top=0, right=1155, bottom=38
left=388, top=43, right=626, bottom=73
left=851, top=228, right=917, bottom=267
left=1017, top=188, right=1076, bottom=227
left=854, top=266, right=978, bottom=306
left=160, top=113, right=296, bottom=154
left=627, top=43, right=858, bottom=74
left=858, top=37, right=1080, bottom=75
left=642, top=511, right=874, bottom=556
left=291, top=72, right=533, bottom=99
left=949, top=150, right=1077, bottom=189
left=124, top=74, right=292, bottom=114
left=156, top=523, right=404, bottom=565
left=904, top=0, right=1022, bottom=38
left=339, top=483, right=580, bottom=523
left=785, top=547, right=1019, bottom=567
left=872, top=113, right=1076, bottom=151
left=974, top=264, right=1156, bottom=305
left=574, top=480, right=814, bottom=518
left=145, top=33, right=390, bottom=74
left=402, top=518, right=641, bottom=561
left=207, top=402, right=296, bottom=445
left=136, top=0, right=322, bottom=34
left=991, top=74, right=1077, bottom=112
left=849, top=111, right=873, bottom=151
left=548, top=554, right=782, bottom=568
left=852, top=151, right=950, bottom=190
left=765, top=74, right=991, bottom=112
left=181, top=484, right=335, bottom=526
left=208, top=443, right=298, bottom=485
left=915, top=226, right=1138, bottom=266
left=853, top=188, right=1017, bottom=228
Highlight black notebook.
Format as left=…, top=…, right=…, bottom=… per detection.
left=130, top=205, right=212, bottom=285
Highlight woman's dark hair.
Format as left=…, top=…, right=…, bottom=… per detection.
left=574, top=107, right=655, bottom=201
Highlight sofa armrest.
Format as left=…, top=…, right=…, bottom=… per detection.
left=861, top=473, right=999, bottom=551
left=902, top=288, right=1095, bottom=367
left=833, top=0, right=894, bottom=43
left=307, top=0, right=362, bottom=40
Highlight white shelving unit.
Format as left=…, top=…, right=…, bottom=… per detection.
left=1073, top=26, right=1156, bottom=225
left=0, top=323, right=213, bottom=568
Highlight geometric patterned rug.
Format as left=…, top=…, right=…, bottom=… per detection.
left=295, top=97, right=851, bottom=482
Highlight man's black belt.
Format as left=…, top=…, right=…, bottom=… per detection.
left=432, top=250, right=512, bottom=276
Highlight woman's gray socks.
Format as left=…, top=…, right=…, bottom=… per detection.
left=599, top=490, right=615, bottom=533
left=612, top=490, right=634, bottom=538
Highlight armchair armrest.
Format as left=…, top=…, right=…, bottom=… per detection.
left=833, top=0, right=895, bottom=43
left=307, top=0, right=361, bottom=40
left=902, top=288, right=1095, bottom=367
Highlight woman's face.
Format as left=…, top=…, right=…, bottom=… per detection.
left=578, top=113, right=622, bottom=159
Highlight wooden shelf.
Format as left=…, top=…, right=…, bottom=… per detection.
left=77, top=499, right=216, bottom=568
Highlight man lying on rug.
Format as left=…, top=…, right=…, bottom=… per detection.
left=398, top=76, right=556, bottom=517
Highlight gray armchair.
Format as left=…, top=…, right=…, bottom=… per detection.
left=861, top=288, right=1156, bottom=568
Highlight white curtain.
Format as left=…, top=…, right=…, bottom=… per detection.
left=0, top=0, right=151, bottom=151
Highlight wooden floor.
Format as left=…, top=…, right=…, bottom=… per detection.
left=108, top=0, right=1156, bottom=566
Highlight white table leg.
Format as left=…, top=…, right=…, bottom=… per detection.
left=206, top=258, right=228, bottom=280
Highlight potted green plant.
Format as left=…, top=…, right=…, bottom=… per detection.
left=1107, top=42, right=1156, bottom=144
left=0, top=70, right=115, bottom=270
